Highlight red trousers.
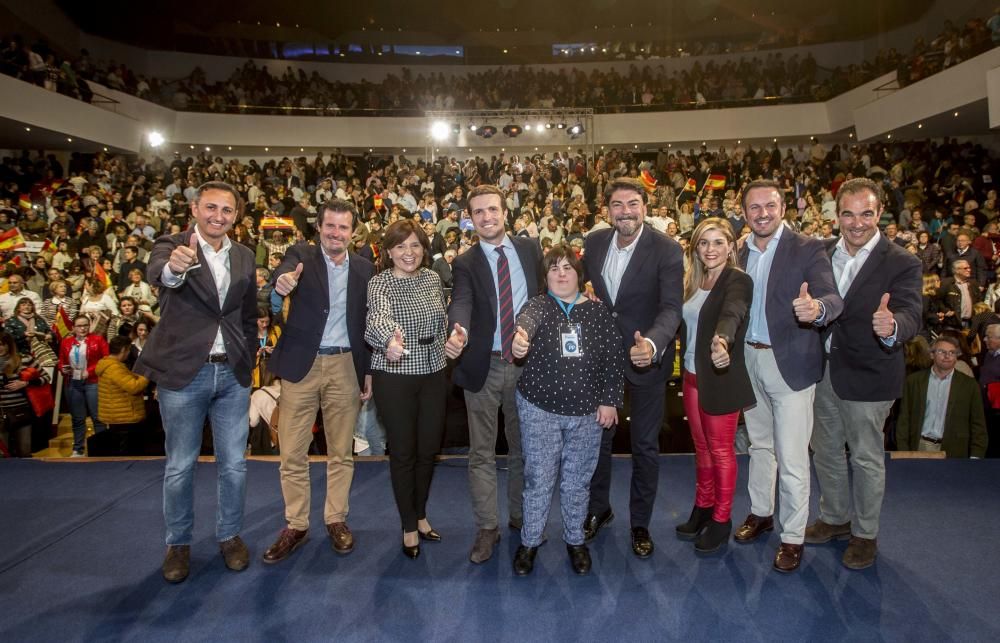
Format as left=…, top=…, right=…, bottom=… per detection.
left=682, top=371, right=739, bottom=522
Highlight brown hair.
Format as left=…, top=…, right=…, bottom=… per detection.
left=740, top=179, right=783, bottom=211
left=542, top=243, right=584, bottom=290
left=683, top=218, right=739, bottom=301
left=603, top=177, right=647, bottom=205
left=467, top=184, right=505, bottom=203
left=377, top=220, right=432, bottom=272
left=0, top=331, right=21, bottom=375
left=835, top=177, right=884, bottom=212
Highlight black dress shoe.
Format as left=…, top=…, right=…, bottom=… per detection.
left=675, top=505, right=714, bottom=540
left=631, top=526, right=654, bottom=558
left=401, top=542, right=420, bottom=559
left=418, top=529, right=441, bottom=542
left=513, top=545, right=537, bottom=576
left=694, top=519, right=732, bottom=554
left=567, top=544, right=591, bottom=575
left=583, top=509, right=614, bottom=542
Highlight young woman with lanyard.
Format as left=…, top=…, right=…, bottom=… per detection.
left=509, top=243, right=624, bottom=576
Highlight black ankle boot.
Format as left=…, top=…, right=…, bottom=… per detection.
left=675, top=505, right=714, bottom=540
left=695, top=519, right=732, bottom=553
left=513, top=545, right=537, bottom=576
left=566, top=544, right=591, bottom=575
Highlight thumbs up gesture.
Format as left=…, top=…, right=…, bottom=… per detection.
left=275, top=263, right=304, bottom=296
left=630, top=330, right=654, bottom=367
left=872, top=292, right=895, bottom=338
left=444, top=323, right=468, bottom=359
left=512, top=326, right=531, bottom=359
left=792, top=281, right=822, bottom=323
left=710, top=334, right=730, bottom=369
left=386, top=327, right=406, bottom=362
left=167, top=231, right=201, bottom=274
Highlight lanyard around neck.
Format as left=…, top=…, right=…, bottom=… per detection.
left=547, top=291, right=576, bottom=320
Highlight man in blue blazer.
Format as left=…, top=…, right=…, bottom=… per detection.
left=445, top=184, right=543, bottom=564
left=582, top=177, right=684, bottom=558
left=735, top=179, right=843, bottom=573
left=806, top=178, right=923, bottom=570
left=261, top=200, right=375, bottom=564
left=136, top=182, right=259, bottom=583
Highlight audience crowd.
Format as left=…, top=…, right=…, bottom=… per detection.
left=2, top=10, right=998, bottom=115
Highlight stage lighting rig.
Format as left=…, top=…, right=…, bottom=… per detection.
left=479, top=124, right=498, bottom=138
left=503, top=123, right=523, bottom=137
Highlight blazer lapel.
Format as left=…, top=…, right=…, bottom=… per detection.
left=312, top=244, right=331, bottom=298
left=843, top=236, right=888, bottom=301
left=588, top=233, right=613, bottom=303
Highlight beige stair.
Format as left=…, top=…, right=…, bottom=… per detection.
left=32, top=414, right=93, bottom=458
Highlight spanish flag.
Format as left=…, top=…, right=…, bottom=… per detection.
left=704, top=174, right=726, bottom=190
left=0, top=227, right=26, bottom=251
left=18, top=195, right=32, bottom=211
left=93, top=262, right=113, bottom=290
left=640, top=169, right=658, bottom=193
left=52, top=306, right=73, bottom=342
left=682, top=178, right=697, bottom=192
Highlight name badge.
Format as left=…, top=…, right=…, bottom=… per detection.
left=560, top=323, right=583, bottom=358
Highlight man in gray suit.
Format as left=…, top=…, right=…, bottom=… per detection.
left=135, top=181, right=259, bottom=584
left=734, top=179, right=843, bottom=573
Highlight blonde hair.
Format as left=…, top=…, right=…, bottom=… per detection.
left=684, top=217, right=738, bottom=301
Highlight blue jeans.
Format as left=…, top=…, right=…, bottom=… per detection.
left=354, top=398, right=386, bottom=456
left=68, top=379, right=106, bottom=452
left=516, top=391, right=603, bottom=547
left=158, top=362, right=250, bottom=545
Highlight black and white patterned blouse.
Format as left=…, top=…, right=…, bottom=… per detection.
left=516, top=294, right=625, bottom=416
left=365, top=268, right=447, bottom=375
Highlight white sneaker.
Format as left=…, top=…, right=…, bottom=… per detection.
left=70, top=451, right=85, bottom=458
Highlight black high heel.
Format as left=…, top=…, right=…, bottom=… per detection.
left=418, top=528, right=441, bottom=542
left=402, top=532, right=420, bottom=559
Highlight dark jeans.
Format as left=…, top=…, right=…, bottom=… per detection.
left=68, top=380, right=106, bottom=452
left=373, top=369, right=447, bottom=532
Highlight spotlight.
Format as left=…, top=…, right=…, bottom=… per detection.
left=147, top=131, right=165, bottom=148
left=556, top=122, right=566, bottom=129
left=524, top=124, right=533, bottom=131
left=545, top=122, right=554, bottom=130
left=479, top=124, right=498, bottom=139
left=568, top=122, right=585, bottom=137
left=468, top=122, right=479, bottom=132
left=503, top=124, right=523, bottom=138
left=431, top=121, right=451, bottom=140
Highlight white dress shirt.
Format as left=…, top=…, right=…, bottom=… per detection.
left=161, top=228, right=232, bottom=355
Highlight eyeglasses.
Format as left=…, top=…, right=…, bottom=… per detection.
left=932, top=349, right=959, bottom=357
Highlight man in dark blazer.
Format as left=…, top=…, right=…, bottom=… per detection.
left=734, top=179, right=843, bottom=573
left=582, top=177, right=684, bottom=559
left=897, top=335, right=988, bottom=458
left=261, top=200, right=375, bottom=564
left=135, top=181, right=258, bottom=584
left=806, top=178, right=923, bottom=571
left=945, top=230, right=987, bottom=283
left=445, top=184, right=542, bottom=564
left=938, top=258, right=982, bottom=329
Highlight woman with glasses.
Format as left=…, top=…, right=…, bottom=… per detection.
left=57, top=315, right=109, bottom=457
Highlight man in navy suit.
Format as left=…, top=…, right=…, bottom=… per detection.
left=734, top=179, right=843, bottom=573
left=260, top=200, right=375, bottom=564
left=582, top=177, right=684, bottom=558
left=135, top=181, right=259, bottom=583
left=806, top=178, right=922, bottom=570
left=445, top=184, right=542, bottom=564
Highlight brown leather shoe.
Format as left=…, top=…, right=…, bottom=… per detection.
left=773, top=542, right=804, bottom=573
left=469, top=528, right=501, bottom=564
left=326, top=522, right=354, bottom=554
left=734, top=513, right=774, bottom=543
left=220, top=535, right=250, bottom=572
left=162, top=545, right=190, bottom=583
left=804, top=519, right=851, bottom=544
left=842, top=536, right=877, bottom=570
left=262, top=528, right=309, bottom=564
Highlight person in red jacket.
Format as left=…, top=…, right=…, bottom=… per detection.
left=58, top=314, right=109, bottom=456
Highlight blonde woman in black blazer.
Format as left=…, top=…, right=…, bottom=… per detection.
left=676, top=218, right=755, bottom=553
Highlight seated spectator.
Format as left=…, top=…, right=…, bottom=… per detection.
left=897, top=334, right=988, bottom=458
left=3, top=297, right=52, bottom=355
left=119, top=268, right=157, bottom=311
left=96, top=335, right=150, bottom=455
left=0, top=330, right=49, bottom=457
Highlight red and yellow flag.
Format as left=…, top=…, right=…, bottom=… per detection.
left=93, top=262, right=113, bottom=289
left=0, top=227, right=26, bottom=251
left=683, top=178, right=697, bottom=192
left=704, top=174, right=726, bottom=190
left=17, top=195, right=32, bottom=211
left=52, top=306, right=73, bottom=342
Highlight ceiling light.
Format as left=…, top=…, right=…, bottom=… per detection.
left=479, top=124, right=498, bottom=139
left=556, top=122, right=566, bottom=129
left=67, top=138, right=72, bottom=142
left=917, top=123, right=923, bottom=129
left=524, top=124, right=533, bottom=131
left=265, top=147, right=269, bottom=151
left=954, top=111, right=959, bottom=117
left=468, top=122, right=479, bottom=132
left=503, top=124, right=523, bottom=138
left=205, top=147, right=211, bottom=151
left=24, top=127, right=30, bottom=132
left=431, top=121, right=451, bottom=140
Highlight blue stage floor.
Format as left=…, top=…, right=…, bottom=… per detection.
left=0, top=456, right=997, bottom=642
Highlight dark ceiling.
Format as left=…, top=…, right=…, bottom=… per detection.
left=57, top=0, right=933, bottom=51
